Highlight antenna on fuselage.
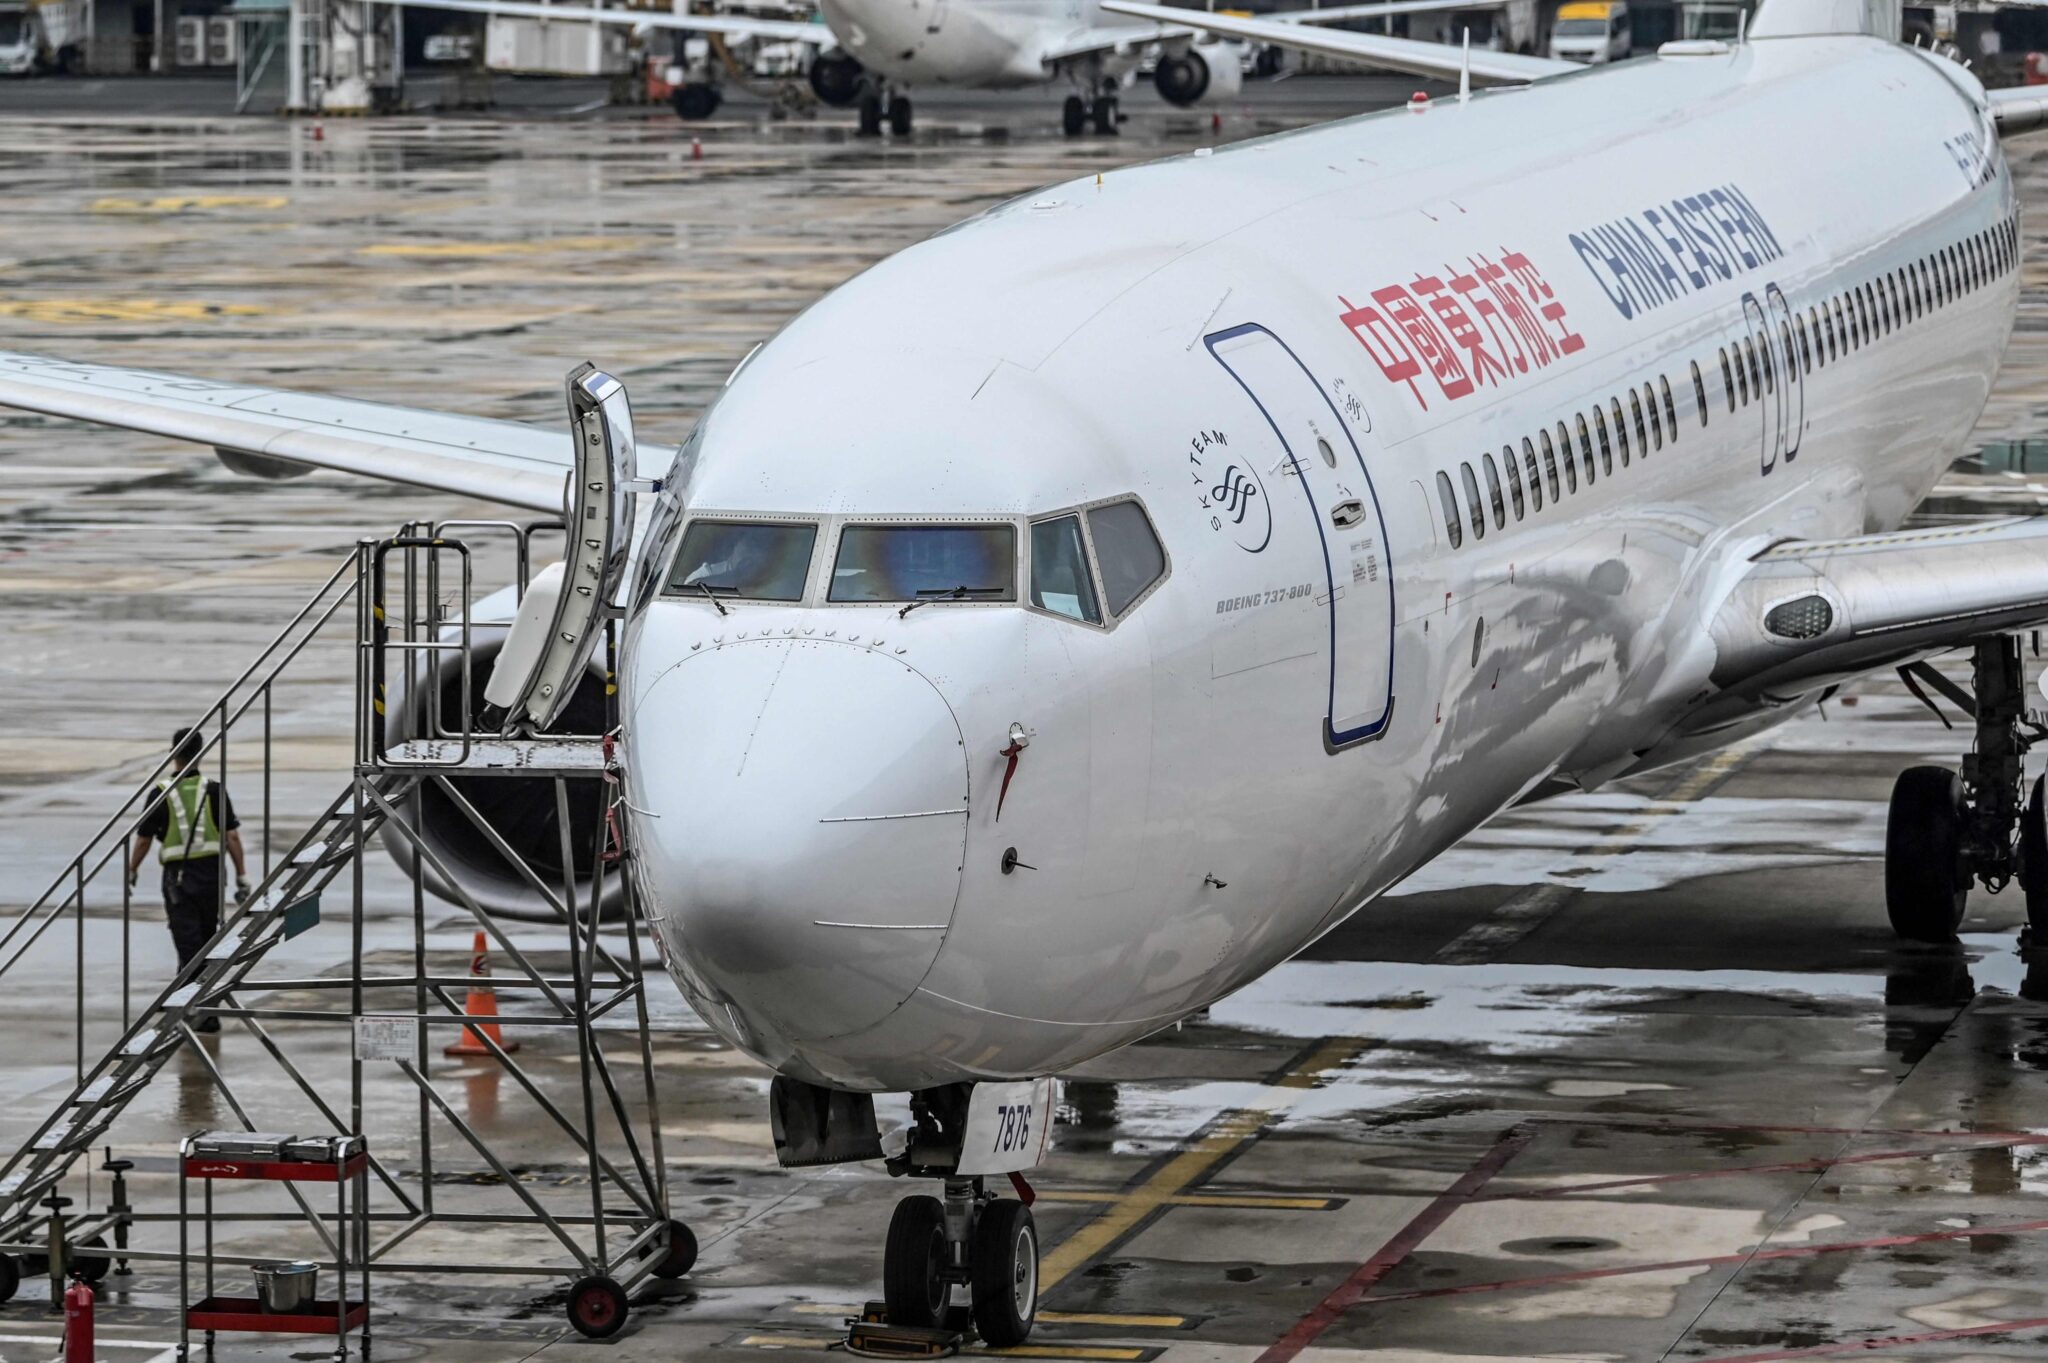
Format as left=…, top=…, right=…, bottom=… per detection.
left=1737, top=8, right=1747, bottom=43
left=1458, top=27, right=1470, bottom=104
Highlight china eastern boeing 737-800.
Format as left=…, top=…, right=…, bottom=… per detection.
left=4, top=0, right=2047, bottom=1343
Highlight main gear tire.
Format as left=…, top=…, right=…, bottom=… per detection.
left=883, top=1195, right=949, bottom=1329
left=1886, top=765, right=1970, bottom=943
left=969, top=1199, right=1038, bottom=1348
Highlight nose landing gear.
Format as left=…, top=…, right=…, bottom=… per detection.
left=871, top=1180, right=1039, bottom=1350
left=1886, top=635, right=2048, bottom=942
left=857, top=84, right=915, bottom=136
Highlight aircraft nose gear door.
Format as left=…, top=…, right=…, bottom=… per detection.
left=494, top=363, right=640, bottom=730
left=1205, top=324, right=1395, bottom=749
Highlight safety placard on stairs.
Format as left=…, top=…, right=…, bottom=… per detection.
left=354, top=1015, right=421, bottom=1062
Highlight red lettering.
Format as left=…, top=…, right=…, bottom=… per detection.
left=1503, top=249, right=1587, bottom=357
left=1338, top=293, right=1428, bottom=409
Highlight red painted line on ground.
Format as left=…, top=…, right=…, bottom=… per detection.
left=1530, top=1114, right=2039, bottom=1141
left=1251, top=1124, right=1535, bottom=1363
left=1691, top=1314, right=2048, bottom=1362
left=1477, top=1136, right=2048, bottom=1201
left=1361, top=1217, right=2048, bottom=1305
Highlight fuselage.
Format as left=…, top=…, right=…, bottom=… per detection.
left=619, top=34, right=2019, bottom=1093
left=818, top=0, right=1140, bottom=86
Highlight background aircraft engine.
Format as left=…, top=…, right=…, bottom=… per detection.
left=380, top=636, right=621, bottom=923
left=1153, top=43, right=1243, bottom=106
left=809, top=51, right=865, bottom=106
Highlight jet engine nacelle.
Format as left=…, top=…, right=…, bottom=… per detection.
left=1153, top=41, right=1243, bottom=106
left=809, top=50, right=865, bottom=107
left=379, top=599, right=621, bottom=923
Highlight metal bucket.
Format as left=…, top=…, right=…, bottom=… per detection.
left=251, top=1260, right=318, bottom=1314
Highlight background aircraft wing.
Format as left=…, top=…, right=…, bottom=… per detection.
left=355, top=0, right=832, bottom=43
left=1269, top=0, right=1511, bottom=24
left=1039, top=22, right=1197, bottom=64
left=1704, top=518, right=2048, bottom=707
left=0, top=351, right=571, bottom=512
left=1988, top=86, right=2048, bottom=138
left=1102, top=0, right=1575, bottom=83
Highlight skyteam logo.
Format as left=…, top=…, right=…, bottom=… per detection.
left=1189, top=428, right=1271, bottom=554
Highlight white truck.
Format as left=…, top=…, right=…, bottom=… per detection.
left=0, top=0, right=84, bottom=74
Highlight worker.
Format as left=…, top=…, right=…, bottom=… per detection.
left=126, top=728, right=250, bottom=1030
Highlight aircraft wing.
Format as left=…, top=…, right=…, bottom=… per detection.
left=1101, top=0, right=1574, bottom=83
left=355, top=0, right=832, bottom=43
left=1703, top=518, right=2048, bottom=709
left=1987, top=86, right=2048, bottom=139
left=0, top=351, right=571, bottom=513
left=1270, top=0, right=1511, bottom=24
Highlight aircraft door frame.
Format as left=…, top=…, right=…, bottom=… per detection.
left=1204, top=323, right=1396, bottom=750
left=1765, top=284, right=1804, bottom=464
left=1741, top=292, right=1779, bottom=475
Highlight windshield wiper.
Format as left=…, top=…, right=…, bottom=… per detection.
left=692, top=581, right=737, bottom=616
left=899, top=584, right=1005, bottom=619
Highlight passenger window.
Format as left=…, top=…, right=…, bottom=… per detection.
left=1501, top=444, right=1525, bottom=520
left=1571, top=414, right=1591, bottom=476
left=1690, top=362, right=1708, bottom=426
left=1029, top=515, right=1101, bottom=625
left=1540, top=430, right=1565, bottom=498
left=1744, top=337, right=1761, bottom=396
left=1608, top=398, right=1628, bottom=471
left=667, top=519, right=818, bottom=602
left=830, top=523, right=1016, bottom=603
left=1589, top=407, right=1609, bottom=479
left=1521, top=437, right=1544, bottom=512
left=1545, top=427, right=1573, bottom=494
left=1086, top=501, right=1166, bottom=617
left=1719, top=348, right=1736, bottom=411
left=1795, top=314, right=1811, bottom=374
left=1461, top=462, right=1486, bottom=540
left=1481, top=452, right=1506, bottom=530
left=1436, top=470, right=1463, bottom=549
left=1639, top=385, right=1660, bottom=452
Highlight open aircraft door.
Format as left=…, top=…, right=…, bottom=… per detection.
left=1205, top=324, right=1395, bottom=749
left=485, top=363, right=640, bottom=731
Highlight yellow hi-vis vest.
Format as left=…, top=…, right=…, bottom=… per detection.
left=157, top=776, right=223, bottom=863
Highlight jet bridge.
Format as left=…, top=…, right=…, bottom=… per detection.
left=0, top=371, right=684, bottom=1339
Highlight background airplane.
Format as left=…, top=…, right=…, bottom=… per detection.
left=362, top=0, right=1511, bottom=131
left=5, top=0, right=2048, bottom=1347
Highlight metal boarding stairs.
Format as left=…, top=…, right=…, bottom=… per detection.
left=0, top=370, right=689, bottom=1339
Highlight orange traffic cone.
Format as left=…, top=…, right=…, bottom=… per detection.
left=446, top=930, right=519, bottom=1057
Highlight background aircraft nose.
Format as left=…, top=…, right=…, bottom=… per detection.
left=631, top=638, right=968, bottom=1046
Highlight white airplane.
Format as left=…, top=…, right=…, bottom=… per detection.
left=5, top=0, right=2048, bottom=1344
left=362, top=0, right=1504, bottom=131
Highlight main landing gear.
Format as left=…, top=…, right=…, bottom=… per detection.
left=1062, top=88, right=1121, bottom=137
left=1887, top=634, right=2048, bottom=942
left=858, top=86, right=914, bottom=136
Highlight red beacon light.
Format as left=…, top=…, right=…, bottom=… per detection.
left=1408, top=91, right=1432, bottom=111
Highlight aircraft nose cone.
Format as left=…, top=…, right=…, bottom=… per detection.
left=632, top=638, right=967, bottom=1046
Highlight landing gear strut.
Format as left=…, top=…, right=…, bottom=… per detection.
left=871, top=1087, right=1039, bottom=1347
left=857, top=83, right=914, bottom=136
left=1062, top=83, right=1121, bottom=137
left=879, top=1179, right=1038, bottom=1347
left=1888, top=635, right=2048, bottom=941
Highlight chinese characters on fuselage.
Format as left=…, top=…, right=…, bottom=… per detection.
left=1337, top=248, right=1586, bottom=414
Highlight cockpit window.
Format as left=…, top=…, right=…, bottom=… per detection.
left=665, top=519, right=816, bottom=602
left=1086, top=500, right=1165, bottom=617
left=829, top=524, right=1017, bottom=603
left=1029, top=516, right=1101, bottom=624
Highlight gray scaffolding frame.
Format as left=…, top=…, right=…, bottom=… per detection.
left=0, top=520, right=684, bottom=1337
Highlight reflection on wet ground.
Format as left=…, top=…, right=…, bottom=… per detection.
left=5, top=86, right=2048, bottom=1363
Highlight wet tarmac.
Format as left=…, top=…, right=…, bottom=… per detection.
left=5, top=79, right=2048, bottom=1363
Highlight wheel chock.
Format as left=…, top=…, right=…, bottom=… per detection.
left=845, top=1301, right=964, bottom=1358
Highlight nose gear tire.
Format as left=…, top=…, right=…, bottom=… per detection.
left=883, top=1195, right=949, bottom=1329
left=1886, top=765, right=1969, bottom=943
left=1063, top=95, right=1086, bottom=137
left=969, top=1199, right=1038, bottom=1347
left=2022, top=776, right=2048, bottom=940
